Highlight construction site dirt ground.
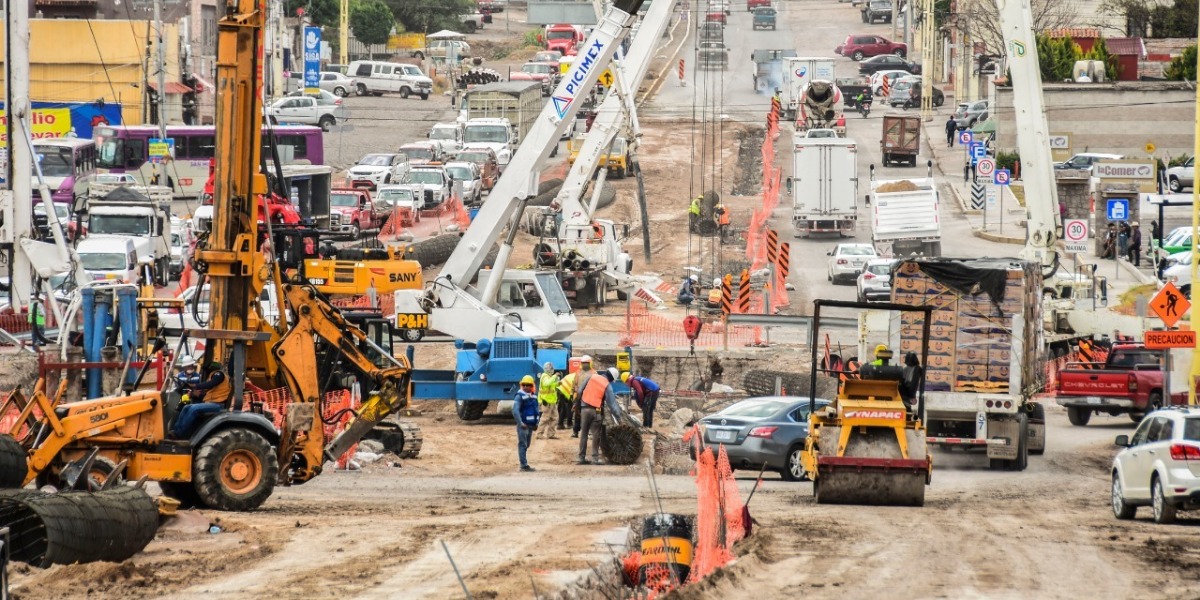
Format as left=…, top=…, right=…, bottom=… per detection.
left=10, top=403, right=1200, bottom=599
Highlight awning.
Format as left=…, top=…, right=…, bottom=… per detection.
left=190, top=74, right=215, bottom=93
left=148, top=81, right=194, bottom=94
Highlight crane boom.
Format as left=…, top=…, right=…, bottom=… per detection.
left=437, top=0, right=646, bottom=290
left=995, top=0, right=1060, bottom=276
left=555, top=0, right=673, bottom=225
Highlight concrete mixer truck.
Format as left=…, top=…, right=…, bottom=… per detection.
left=798, top=80, right=844, bottom=132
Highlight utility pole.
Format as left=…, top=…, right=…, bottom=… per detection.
left=4, top=0, right=35, bottom=310
left=1190, top=10, right=1200, bottom=405
left=153, top=0, right=168, bottom=185
left=919, top=0, right=933, bottom=121
left=340, top=0, right=349, bottom=65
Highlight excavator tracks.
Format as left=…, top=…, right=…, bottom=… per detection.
left=366, top=420, right=423, bottom=460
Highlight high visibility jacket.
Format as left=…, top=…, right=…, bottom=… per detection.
left=689, top=199, right=701, bottom=216
left=718, top=209, right=730, bottom=226
left=27, top=302, right=45, bottom=326
left=579, top=372, right=609, bottom=409
left=557, top=372, right=576, bottom=398
left=538, top=372, right=560, bottom=404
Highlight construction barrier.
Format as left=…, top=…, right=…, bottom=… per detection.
left=251, top=387, right=360, bottom=466
left=621, top=303, right=759, bottom=349
left=331, top=293, right=396, bottom=316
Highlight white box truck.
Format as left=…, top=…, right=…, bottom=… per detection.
left=782, top=57, right=835, bottom=120
left=869, top=166, right=942, bottom=256
left=788, top=136, right=858, bottom=237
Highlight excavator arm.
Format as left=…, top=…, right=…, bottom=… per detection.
left=272, top=284, right=411, bottom=483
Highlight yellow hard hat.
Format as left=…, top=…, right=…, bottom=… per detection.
left=875, top=344, right=889, bottom=357
left=520, top=375, right=535, bottom=385
left=620, top=372, right=631, bottom=383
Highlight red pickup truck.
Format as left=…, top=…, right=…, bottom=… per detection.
left=329, top=188, right=388, bottom=238
left=1055, top=344, right=1172, bottom=426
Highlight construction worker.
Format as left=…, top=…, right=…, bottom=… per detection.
left=172, top=355, right=201, bottom=402
left=536, top=362, right=560, bottom=440
left=574, top=355, right=613, bottom=465
left=870, top=344, right=893, bottom=367
left=688, top=195, right=702, bottom=232
left=513, top=375, right=540, bottom=472
left=622, top=372, right=662, bottom=428
left=27, top=296, right=48, bottom=348
left=571, top=355, right=594, bottom=438
left=715, top=204, right=731, bottom=242
left=557, top=370, right=576, bottom=430
left=171, top=361, right=230, bottom=438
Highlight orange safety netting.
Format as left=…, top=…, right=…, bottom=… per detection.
left=331, top=293, right=395, bottom=316
left=620, top=302, right=761, bottom=349
left=250, top=387, right=361, bottom=467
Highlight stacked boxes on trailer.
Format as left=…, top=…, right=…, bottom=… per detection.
left=889, top=258, right=1046, bottom=470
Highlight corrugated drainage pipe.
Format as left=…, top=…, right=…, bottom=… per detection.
left=0, top=435, right=27, bottom=488
left=0, top=487, right=159, bottom=567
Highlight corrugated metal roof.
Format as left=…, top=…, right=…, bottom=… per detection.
left=1105, top=37, right=1146, bottom=56
left=1043, top=27, right=1101, bottom=39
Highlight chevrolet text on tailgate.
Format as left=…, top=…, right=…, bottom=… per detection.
left=1055, top=345, right=1168, bottom=426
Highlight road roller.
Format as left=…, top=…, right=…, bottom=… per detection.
left=801, top=299, right=933, bottom=507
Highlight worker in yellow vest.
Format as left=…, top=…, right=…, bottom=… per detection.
left=557, top=370, right=577, bottom=431
left=536, top=362, right=560, bottom=440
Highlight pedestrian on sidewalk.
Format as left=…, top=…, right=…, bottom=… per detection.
left=1127, top=222, right=1142, bottom=266
left=1117, top=222, right=1130, bottom=258
left=1101, top=223, right=1117, bottom=259
left=513, top=375, right=541, bottom=472
left=537, top=362, right=560, bottom=440
left=945, top=115, right=957, bottom=147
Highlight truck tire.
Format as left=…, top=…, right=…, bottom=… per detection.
left=1066, top=406, right=1091, bottom=426
left=421, top=93, right=430, bottom=100
left=356, top=83, right=368, bottom=96
left=319, top=115, right=336, bottom=132
left=1147, top=391, right=1164, bottom=413
left=192, top=428, right=279, bottom=511
left=347, top=223, right=361, bottom=239
left=464, top=21, right=477, bottom=34
left=1028, top=402, right=1046, bottom=455
left=1011, top=413, right=1029, bottom=471
left=408, top=233, right=460, bottom=268
left=456, top=399, right=487, bottom=421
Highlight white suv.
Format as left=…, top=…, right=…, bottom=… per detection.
left=265, top=96, right=343, bottom=131
left=1111, top=407, right=1200, bottom=524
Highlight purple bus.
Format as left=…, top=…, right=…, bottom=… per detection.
left=32, top=138, right=96, bottom=205
left=94, top=124, right=325, bottom=199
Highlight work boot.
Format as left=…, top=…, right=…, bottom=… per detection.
left=521, top=465, right=536, bottom=472
left=592, top=456, right=603, bottom=465
left=576, top=458, right=591, bottom=465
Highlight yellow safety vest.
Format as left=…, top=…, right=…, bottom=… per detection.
left=557, top=372, right=576, bottom=398
left=538, top=372, right=560, bottom=404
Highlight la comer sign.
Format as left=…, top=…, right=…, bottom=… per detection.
left=1095, top=161, right=1155, bottom=179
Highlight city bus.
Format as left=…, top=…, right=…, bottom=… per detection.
left=32, top=138, right=97, bottom=206
left=94, top=124, right=325, bottom=199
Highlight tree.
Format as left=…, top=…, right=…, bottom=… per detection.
left=286, top=0, right=340, bottom=27
left=1036, top=34, right=1083, bottom=81
left=351, top=0, right=395, bottom=46
left=1164, top=44, right=1198, bottom=80
left=959, top=0, right=1081, bottom=57
left=1098, top=0, right=1197, bottom=37
left=1083, top=38, right=1120, bottom=80
left=383, top=0, right=475, bottom=33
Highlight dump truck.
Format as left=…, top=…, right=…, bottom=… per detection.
left=788, top=136, right=857, bottom=237
left=802, top=299, right=933, bottom=506
left=885, top=257, right=1047, bottom=471
left=782, top=57, right=835, bottom=120
left=880, top=114, right=920, bottom=166
left=869, top=165, right=941, bottom=256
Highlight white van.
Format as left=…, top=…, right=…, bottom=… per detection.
left=77, top=237, right=141, bottom=284
left=347, top=60, right=434, bottom=99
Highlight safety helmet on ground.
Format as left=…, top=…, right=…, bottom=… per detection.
left=620, top=371, right=631, bottom=383
left=520, top=375, right=536, bottom=385
left=177, top=355, right=197, bottom=369
left=874, top=344, right=888, bottom=357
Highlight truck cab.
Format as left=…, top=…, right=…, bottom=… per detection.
left=544, top=24, right=584, bottom=55
left=462, top=118, right=516, bottom=170
left=86, top=190, right=172, bottom=285
left=77, top=236, right=141, bottom=284
left=329, top=188, right=383, bottom=238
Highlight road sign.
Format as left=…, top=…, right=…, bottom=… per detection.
left=986, top=185, right=998, bottom=209
left=1150, top=282, right=1190, bottom=328
left=958, top=130, right=972, bottom=145
left=970, top=182, right=985, bottom=210
left=994, top=168, right=1011, bottom=186
left=1144, top=142, right=1157, bottom=155
left=975, top=157, right=996, bottom=177
left=1064, top=219, right=1089, bottom=253
left=598, top=68, right=614, bottom=87
left=148, top=138, right=174, bottom=164
left=1106, top=198, right=1130, bottom=221
left=969, top=143, right=986, bottom=163
left=303, top=26, right=321, bottom=94
left=1145, top=330, right=1196, bottom=349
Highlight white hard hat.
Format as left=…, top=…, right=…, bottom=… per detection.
left=177, top=355, right=197, bottom=368
left=580, top=355, right=593, bottom=363
left=607, top=367, right=619, bottom=380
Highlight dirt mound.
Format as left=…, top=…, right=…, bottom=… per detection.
left=875, top=180, right=921, bottom=193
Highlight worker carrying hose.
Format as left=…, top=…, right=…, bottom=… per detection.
left=536, top=362, right=560, bottom=440
left=171, top=361, right=230, bottom=438
left=513, top=375, right=540, bottom=472
left=870, top=344, right=893, bottom=366
left=688, top=196, right=702, bottom=232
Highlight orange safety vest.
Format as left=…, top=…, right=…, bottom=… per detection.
left=718, top=210, right=730, bottom=226
left=579, top=372, right=609, bottom=409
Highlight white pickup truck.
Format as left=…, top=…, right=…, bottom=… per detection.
left=87, top=186, right=173, bottom=285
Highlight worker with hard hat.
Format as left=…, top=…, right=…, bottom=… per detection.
left=173, top=354, right=202, bottom=401
left=622, top=372, right=662, bottom=428
left=513, top=374, right=541, bottom=472
left=556, top=369, right=577, bottom=431
left=715, top=204, right=730, bottom=242
left=573, top=355, right=613, bottom=465
left=689, top=195, right=702, bottom=232
left=171, top=360, right=231, bottom=438
left=871, top=344, right=894, bottom=367
left=572, top=355, right=595, bottom=438
left=536, top=362, right=561, bottom=440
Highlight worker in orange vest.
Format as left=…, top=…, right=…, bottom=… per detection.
left=573, top=355, right=614, bottom=465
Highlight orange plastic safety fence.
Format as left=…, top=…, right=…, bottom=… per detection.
left=622, top=303, right=759, bottom=349
left=250, top=387, right=359, bottom=466
left=687, top=437, right=745, bottom=585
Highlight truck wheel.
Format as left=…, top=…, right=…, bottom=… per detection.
left=192, top=428, right=279, bottom=511
left=464, top=21, right=477, bottom=34
left=413, top=51, right=425, bottom=60
left=400, top=88, right=411, bottom=99
left=348, top=223, right=361, bottom=239
left=356, top=83, right=368, bottom=96
left=319, top=115, right=336, bottom=132
left=1169, top=176, right=1182, bottom=192
left=1028, top=402, right=1046, bottom=455
left=399, top=328, right=424, bottom=342
left=421, top=93, right=430, bottom=100
left=1010, top=413, right=1028, bottom=471
left=1066, top=406, right=1091, bottom=426
left=1147, top=391, right=1164, bottom=413
left=456, top=399, right=487, bottom=421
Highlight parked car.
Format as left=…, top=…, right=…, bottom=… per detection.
left=347, top=60, right=434, bottom=98
left=1055, top=344, right=1168, bottom=426
left=1155, top=227, right=1195, bottom=256
left=869, top=69, right=910, bottom=95
left=265, top=95, right=343, bottom=131
left=836, top=34, right=906, bottom=61
left=887, top=77, right=944, bottom=108
left=286, top=88, right=343, bottom=107
left=827, top=243, right=878, bottom=284
left=375, top=185, right=424, bottom=227
left=444, top=160, right=484, bottom=206
left=1054, top=152, right=1124, bottom=172
left=398, top=142, right=444, bottom=166
left=862, top=0, right=893, bottom=23
left=1168, top=157, right=1194, bottom=192
left=1163, top=262, right=1192, bottom=298
left=347, top=153, right=410, bottom=190
left=318, top=71, right=356, bottom=97
left=424, top=38, right=472, bottom=63
left=695, top=397, right=832, bottom=481
left=403, top=166, right=453, bottom=207
left=857, top=53, right=919, bottom=75
left=857, top=258, right=895, bottom=302
left=455, top=146, right=501, bottom=190
left=951, top=99, right=989, bottom=129
left=1110, top=407, right=1200, bottom=524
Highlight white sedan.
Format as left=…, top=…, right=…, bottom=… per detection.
left=827, top=243, right=878, bottom=285
left=1111, top=407, right=1200, bottom=524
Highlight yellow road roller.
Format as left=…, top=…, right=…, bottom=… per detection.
left=800, top=299, right=933, bottom=507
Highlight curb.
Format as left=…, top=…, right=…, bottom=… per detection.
left=640, top=11, right=691, bottom=106
left=1114, top=258, right=1158, bottom=286
left=975, top=229, right=1023, bottom=245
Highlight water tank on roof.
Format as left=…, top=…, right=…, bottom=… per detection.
left=1072, top=60, right=1106, bottom=83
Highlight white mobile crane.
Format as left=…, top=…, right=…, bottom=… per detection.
left=530, top=0, right=674, bottom=307
left=394, top=0, right=648, bottom=420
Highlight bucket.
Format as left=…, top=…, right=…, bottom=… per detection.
left=568, top=357, right=582, bottom=374
left=638, top=513, right=693, bottom=586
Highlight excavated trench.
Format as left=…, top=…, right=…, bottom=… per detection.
left=731, top=126, right=766, bottom=197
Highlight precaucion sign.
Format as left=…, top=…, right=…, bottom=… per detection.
left=148, top=138, right=174, bottom=164
left=1144, top=330, right=1196, bottom=349
left=1064, top=219, right=1089, bottom=253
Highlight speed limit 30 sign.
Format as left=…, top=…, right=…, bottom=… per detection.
left=1064, top=219, right=1089, bottom=253
left=975, top=157, right=996, bottom=177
